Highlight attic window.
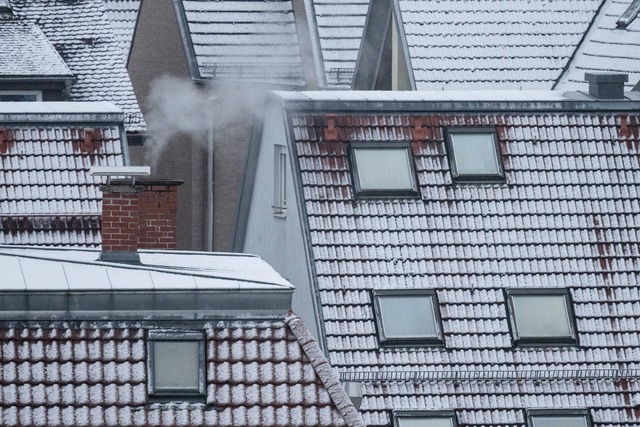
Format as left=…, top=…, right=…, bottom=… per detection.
left=147, top=330, right=205, bottom=399
left=393, top=410, right=457, bottom=427
left=373, top=290, right=443, bottom=346
left=0, top=91, right=42, bottom=102
left=446, top=128, right=503, bottom=182
left=350, top=142, right=418, bottom=197
left=506, top=289, right=577, bottom=346
left=528, top=410, right=591, bottom=427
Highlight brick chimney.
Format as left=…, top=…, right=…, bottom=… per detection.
left=100, top=179, right=182, bottom=263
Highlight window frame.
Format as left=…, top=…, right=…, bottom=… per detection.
left=349, top=142, right=419, bottom=198
left=0, top=90, right=42, bottom=102
left=273, top=144, right=287, bottom=216
left=147, top=330, right=206, bottom=399
left=445, top=127, right=504, bottom=182
left=505, top=288, right=578, bottom=346
left=373, top=289, right=444, bottom=347
left=527, top=409, right=592, bottom=427
left=393, top=410, right=458, bottom=427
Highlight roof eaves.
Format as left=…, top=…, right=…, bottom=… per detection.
left=285, top=312, right=366, bottom=427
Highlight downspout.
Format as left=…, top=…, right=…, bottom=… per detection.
left=206, top=97, right=217, bottom=251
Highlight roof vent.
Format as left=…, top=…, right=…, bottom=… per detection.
left=617, top=0, right=640, bottom=28
left=584, top=73, right=628, bottom=99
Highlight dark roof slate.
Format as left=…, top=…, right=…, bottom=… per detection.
left=0, top=314, right=363, bottom=426
left=0, top=20, right=73, bottom=79
left=395, top=0, right=603, bottom=90
left=312, top=0, right=369, bottom=88
left=281, top=92, right=640, bottom=426
left=9, top=0, right=145, bottom=131
left=178, top=0, right=305, bottom=86
left=0, top=104, right=126, bottom=247
left=103, top=0, right=142, bottom=60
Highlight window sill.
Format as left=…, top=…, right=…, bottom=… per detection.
left=272, top=206, right=287, bottom=217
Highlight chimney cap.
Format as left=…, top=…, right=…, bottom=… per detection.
left=90, top=166, right=151, bottom=177
left=584, top=73, right=629, bottom=84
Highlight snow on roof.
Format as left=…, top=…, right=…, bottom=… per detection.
left=177, top=0, right=305, bottom=86
left=0, top=246, right=293, bottom=290
left=8, top=0, right=145, bottom=132
left=0, top=105, right=127, bottom=246
left=0, top=313, right=363, bottom=426
left=0, top=20, right=73, bottom=79
left=103, top=0, right=142, bottom=60
left=557, top=0, right=640, bottom=90
left=280, top=94, right=640, bottom=425
left=312, top=0, right=370, bottom=88
left=394, top=0, right=603, bottom=90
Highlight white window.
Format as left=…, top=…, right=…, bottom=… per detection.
left=351, top=143, right=417, bottom=196
left=528, top=411, right=590, bottom=427
left=0, top=91, right=42, bottom=102
left=394, top=411, right=457, bottom=427
left=147, top=330, right=205, bottom=398
left=506, top=289, right=577, bottom=345
left=374, top=290, right=442, bottom=346
left=446, top=129, right=503, bottom=180
left=273, top=145, right=287, bottom=215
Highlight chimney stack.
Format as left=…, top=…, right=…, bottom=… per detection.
left=584, top=73, right=629, bottom=99
left=99, top=179, right=182, bottom=263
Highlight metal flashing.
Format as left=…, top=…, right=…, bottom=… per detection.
left=617, top=0, right=640, bottom=28
left=172, top=0, right=201, bottom=80
left=353, top=0, right=393, bottom=89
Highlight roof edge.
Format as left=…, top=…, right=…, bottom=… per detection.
left=0, top=101, right=124, bottom=123
left=286, top=312, right=366, bottom=427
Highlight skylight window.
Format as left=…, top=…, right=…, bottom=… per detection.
left=506, top=289, right=577, bottom=346
left=351, top=143, right=418, bottom=197
left=528, top=410, right=591, bottom=427
left=374, top=290, right=443, bottom=346
left=393, top=411, right=457, bottom=427
left=446, top=128, right=503, bottom=181
left=147, top=330, right=205, bottom=399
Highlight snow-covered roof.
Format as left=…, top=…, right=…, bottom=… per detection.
left=7, top=0, right=145, bottom=132
left=103, top=0, right=142, bottom=61
left=312, top=0, right=369, bottom=88
left=176, top=0, right=306, bottom=86
left=0, top=103, right=127, bottom=247
left=274, top=90, right=640, bottom=426
left=557, top=0, right=640, bottom=90
left=0, top=20, right=73, bottom=79
left=0, top=312, right=364, bottom=426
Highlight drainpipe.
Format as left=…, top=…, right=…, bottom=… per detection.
left=206, top=97, right=217, bottom=251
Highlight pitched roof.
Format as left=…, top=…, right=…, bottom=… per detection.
left=274, top=90, right=640, bottom=426
left=0, top=102, right=126, bottom=247
left=0, top=20, right=73, bottom=79
left=8, top=0, right=145, bottom=132
left=557, top=0, right=640, bottom=90
left=176, top=0, right=306, bottom=86
left=0, top=246, right=364, bottom=427
left=103, top=0, right=142, bottom=61
left=312, top=0, right=369, bottom=88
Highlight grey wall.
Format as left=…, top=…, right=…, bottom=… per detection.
left=242, top=102, right=321, bottom=343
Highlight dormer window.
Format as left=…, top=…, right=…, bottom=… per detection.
left=393, top=410, right=457, bottom=427
left=0, top=91, right=42, bottom=102
left=373, top=290, right=443, bottom=346
left=446, top=128, right=503, bottom=182
left=506, top=289, right=577, bottom=346
left=350, top=142, right=418, bottom=197
left=528, top=410, right=591, bottom=427
left=147, top=330, right=205, bottom=399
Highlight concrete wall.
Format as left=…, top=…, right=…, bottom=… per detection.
left=242, top=102, right=321, bottom=344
